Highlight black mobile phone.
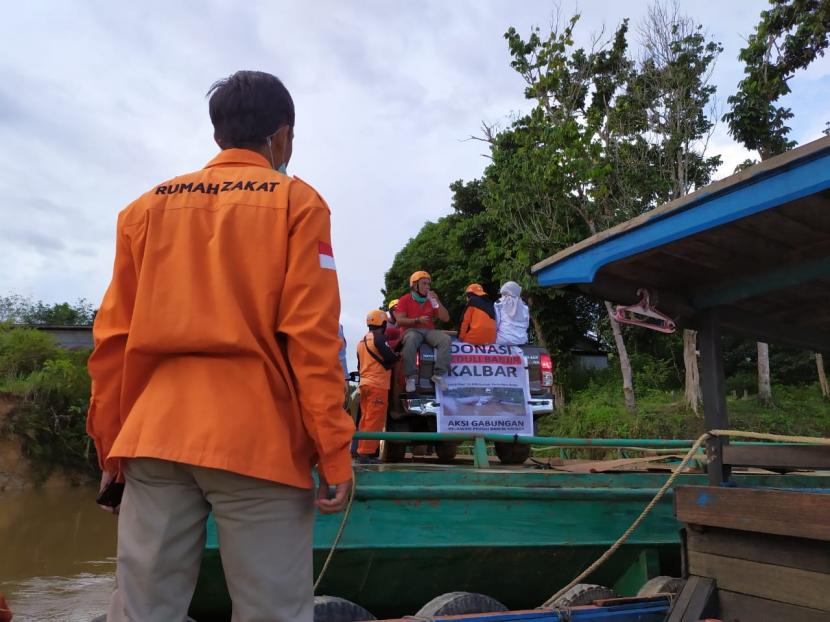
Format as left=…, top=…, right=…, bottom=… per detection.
left=96, top=480, right=125, bottom=508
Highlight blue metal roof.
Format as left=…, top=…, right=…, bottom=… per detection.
left=531, top=136, right=830, bottom=289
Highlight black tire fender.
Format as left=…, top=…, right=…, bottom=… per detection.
left=494, top=441, right=531, bottom=465
left=415, top=591, right=508, bottom=616
left=636, top=575, right=686, bottom=597
left=314, top=595, right=376, bottom=621
left=434, top=441, right=459, bottom=463
left=550, top=583, right=618, bottom=607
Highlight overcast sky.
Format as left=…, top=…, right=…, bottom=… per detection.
left=2, top=1, right=828, bottom=366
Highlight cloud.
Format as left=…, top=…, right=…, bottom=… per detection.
left=2, top=0, right=828, bottom=367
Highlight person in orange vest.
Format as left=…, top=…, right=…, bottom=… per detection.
left=459, top=283, right=497, bottom=344
left=395, top=271, right=451, bottom=393
left=86, top=71, right=354, bottom=622
left=355, top=309, right=398, bottom=464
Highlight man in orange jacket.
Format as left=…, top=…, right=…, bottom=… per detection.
left=459, top=283, right=497, bottom=344
left=87, top=70, right=354, bottom=622
left=355, top=309, right=398, bottom=463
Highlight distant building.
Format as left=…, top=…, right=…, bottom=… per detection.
left=570, top=335, right=608, bottom=370
left=25, top=325, right=93, bottom=350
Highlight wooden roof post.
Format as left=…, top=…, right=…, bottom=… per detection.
left=699, top=309, right=731, bottom=485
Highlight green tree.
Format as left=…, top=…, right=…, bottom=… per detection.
left=485, top=7, right=720, bottom=412
left=0, top=295, right=95, bottom=326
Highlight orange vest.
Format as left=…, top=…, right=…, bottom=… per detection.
left=357, top=331, right=393, bottom=389
left=459, top=306, right=497, bottom=345
left=87, top=149, right=355, bottom=488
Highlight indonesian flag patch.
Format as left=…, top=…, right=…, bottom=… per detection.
left=319, top=241, right=336, bottom=271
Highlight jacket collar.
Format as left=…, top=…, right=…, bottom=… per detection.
left=204, top=148, right=272, bottom=170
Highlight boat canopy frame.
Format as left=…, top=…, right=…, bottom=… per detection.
left=530, top=135, right=830, bottom=484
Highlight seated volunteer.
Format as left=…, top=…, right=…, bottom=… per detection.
left=355, top=309, right=399, bottom=463
left=86, top=70, right=354, bottom=622
left=459, top=283, right=497, bottom=345
left=495, top=281, right=530, bottom=346
left=384, top=298, right=403, bottom=351
left=395, top=271, right=451, bottom=393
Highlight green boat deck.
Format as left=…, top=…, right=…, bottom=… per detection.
left=189, top=461, right=829, bottom=620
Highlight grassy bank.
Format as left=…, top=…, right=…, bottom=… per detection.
left=538, top=378, right=830, bottom=440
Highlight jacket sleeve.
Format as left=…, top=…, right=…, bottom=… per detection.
left=371, top=332, right=398, bottom=369
left=277, top=183, right=355, bottom=485
left=459, top=306, right=472, bottom=341
left=86, top=212, right=137, bottom=474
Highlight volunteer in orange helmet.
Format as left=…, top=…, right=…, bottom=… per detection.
left=459, top=283, right=497, bottom=345
left=395, top=271, right=452, bottom=393
left=86, top=70, right=354, bottom=622
left=355, top=309, right=399, bottom=463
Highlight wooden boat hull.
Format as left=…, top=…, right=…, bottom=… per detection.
left=188, top=465, right=829, bottom=620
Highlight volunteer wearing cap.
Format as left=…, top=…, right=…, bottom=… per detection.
left=87, top=70, right=354, bottom=622
left=355, top=309, right=399, bottom=463
left=395, top=271, right=451, bottom=393
left=459, top=283, right=497, bottom=345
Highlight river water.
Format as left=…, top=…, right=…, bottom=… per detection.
left=0, top=486, right=117, bottom=621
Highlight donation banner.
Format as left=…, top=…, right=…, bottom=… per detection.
left=436, top=342, right=533, bottom=436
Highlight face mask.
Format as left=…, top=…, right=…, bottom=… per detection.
left=265, top=131, right=288, bottom=174
left=412, top=292, right=428, bottom=304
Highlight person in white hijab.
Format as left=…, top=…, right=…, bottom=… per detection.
left=495, top=281, right=530, bottom=345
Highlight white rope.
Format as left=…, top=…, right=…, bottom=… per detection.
left=313, top=474, right=356, bottom=593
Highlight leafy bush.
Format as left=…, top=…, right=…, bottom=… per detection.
left=0, top=325, right=60, bottom=378
left=0, top=326, right=94, bottom=481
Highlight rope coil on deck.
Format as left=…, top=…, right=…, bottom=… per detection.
left=539, top=429, right=830, bottom=609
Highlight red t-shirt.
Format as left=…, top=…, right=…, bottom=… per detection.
left=396, top=293, right=436, bottom=331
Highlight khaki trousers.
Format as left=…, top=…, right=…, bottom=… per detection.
left=107, top=458, right=314, bottom=622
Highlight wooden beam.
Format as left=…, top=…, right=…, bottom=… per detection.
left=722, top=444, right=830, bottom=471
left=579, top=272, right=696, bottom=319
left=693, top=256, right=830, bottom=309
left=675, top=486, right=830, bottom=541
left=686, top=527, right=830, bottom=575
left=665, top=575, right=716, bottom=622
left=687, top=550, right=830, bottom=611
left=698, top=310, right=730, bottom=485
left=718, top=590, right=830, bottom=622
left=717, top=307, right=830, bottom=353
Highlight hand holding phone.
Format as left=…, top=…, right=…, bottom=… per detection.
left=96, top=471, right=124, bottom=512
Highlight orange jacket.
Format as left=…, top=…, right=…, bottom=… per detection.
left=87, top=149, right=355, bottom=488
left=459, top=305, right=497, bottom=345
left=357, top=330, right=395, bottom=389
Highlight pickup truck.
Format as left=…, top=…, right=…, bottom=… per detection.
left=371, top=336, right=555, bottom=465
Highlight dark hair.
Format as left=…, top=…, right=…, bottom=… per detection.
left=207, top=71, right=295, bottom=149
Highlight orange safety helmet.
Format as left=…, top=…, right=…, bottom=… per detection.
left=366, top=309, right=388, bottom=327
left=465, top=283, right=485, bottom=296
left=409, top=271, right=431, bottom=287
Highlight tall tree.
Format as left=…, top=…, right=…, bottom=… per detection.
left=635, top=2, right=722, bottom=412
left=488, top=16, right=644, bottom=411
left=724, top=0, right=830, bottom=405
left=484, top=8, right=720, bottom=412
